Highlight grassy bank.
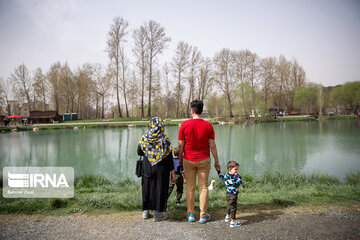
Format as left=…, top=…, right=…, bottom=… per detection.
left=1, top=116, right=356, bottom=132
left=0, top=120, right=197, bottom=132
left=236, top=114, right=358, bottom=123
left=1, top=172, right=359, bottom=215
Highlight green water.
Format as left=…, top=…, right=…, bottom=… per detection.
left=1, top=120, right=359, bottom=180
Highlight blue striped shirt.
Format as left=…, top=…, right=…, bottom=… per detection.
left=217, top=170, right=242, bottom=195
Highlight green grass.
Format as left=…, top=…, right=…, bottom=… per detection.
left=65, top=117, right=145, bottom=123
left=0, top=119, right=220, bottom=132
left=246, top=115, right=316, bottom=123
left=1, top=172, right=359, bottom=214
left=322, top=115, right=358, bottom=120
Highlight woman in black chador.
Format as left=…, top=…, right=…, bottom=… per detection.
left=137, top=117, right=175, bottom=221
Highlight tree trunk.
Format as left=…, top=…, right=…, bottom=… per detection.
left=141, top=67, right=145, bottom=118
left=116, top=60, right=122, bottom=118
left=95, top=95, right=99, bottom=118
left=43, top=95, right=46, bottom=111
left=227, top=93, right=234, bottom=118
left=147, top=57, right=153, bottom=117
left=122, top=65, right=129, bottom=117
left=318, top=86, right=323, bottom=120
left=186, top=86, right=192, bottom=118
left=101, top=94, right=105, bottom=119
left=176, top=73, right=181, bottom=118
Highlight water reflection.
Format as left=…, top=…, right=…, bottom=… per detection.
left=0, top=120, right=359, bottom=180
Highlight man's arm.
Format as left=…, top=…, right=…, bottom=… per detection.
left=178, top=140, right=184, bottom=165
left=210, top=139, right=221, bottom=171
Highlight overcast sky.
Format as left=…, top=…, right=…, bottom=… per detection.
left=0, top=0, right=359, bottom=87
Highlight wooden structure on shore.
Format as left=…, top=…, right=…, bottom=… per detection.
left=29, top=111, right=62, bottom=124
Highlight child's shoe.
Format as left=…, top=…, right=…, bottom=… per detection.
left=142, top=210, right=149, bottom=219
left=229, top=221, right=242, bottom=228
left=225, top=215, right=231, bottom=222
left=199, top=213, right=211, bottom=223
left=187, top=213, right=195, bottom=222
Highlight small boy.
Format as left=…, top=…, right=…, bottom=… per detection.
left=167, top=147, right=186, bottom=205
left=217, top=161, right=242, bottom=228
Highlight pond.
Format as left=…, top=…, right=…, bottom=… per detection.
left=1, top=120, right=359, bottom=180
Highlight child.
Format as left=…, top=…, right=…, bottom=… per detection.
left=217, top=161, right=242, bottom=228
left=167, top=147, right=186, bottom=205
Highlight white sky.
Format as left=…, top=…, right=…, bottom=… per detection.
left=0, top=0, right=359, bottom=87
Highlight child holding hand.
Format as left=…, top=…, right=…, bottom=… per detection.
left=167, top=147, right=186, bottom=205
left=216, top=161, right=243, bottom=228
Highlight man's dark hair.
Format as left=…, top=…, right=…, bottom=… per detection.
left=190, top=99, right=204, bottom=114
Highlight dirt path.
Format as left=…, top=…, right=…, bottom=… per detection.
left=1, top=206, right=359, bottom=240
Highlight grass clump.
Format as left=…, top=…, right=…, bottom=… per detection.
left=344, top=172, right=360, bottom=185
left=48, top=199, right=69, bottom=209
left=0, top=172, right=359, bottom=214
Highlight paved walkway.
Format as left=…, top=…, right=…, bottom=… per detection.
left=1, top=207, right=359, bottom=240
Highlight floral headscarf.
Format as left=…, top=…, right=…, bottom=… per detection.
left=139, top=117, right=172, bottom=166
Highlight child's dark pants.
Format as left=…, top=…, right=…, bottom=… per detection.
left=168, top=173, right=184, bottom=201
left=226, top=194, right=238, bottom=219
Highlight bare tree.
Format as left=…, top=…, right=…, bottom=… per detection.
left=144, top=20, right=170, bottom=117
left=75, top=63, right=94, bottom=118
left=287, top=59, right=306, bottom=111
left=119, top=47, right=130, bottom=117
left=0, top=78, right=13, bottom=115
left=127, top=71, right=140, bottom=117
left=33, top=67, right=47, bottom=111
left=274, top=55, right=290, bottom=111
left=172, top=41, right=191, bottom=117
left=106, top=17, right=129, bottom=118
left=0, top=78, right=7, bottom=114
left=214, top=49, right=236, bottom=118
left=244, top=50, right=260, bottom=112
left=10, top=64, right=33, bottom=111
left=47, top=62, right=61, bottom=112
left=186, top=46, right=202, bottom=117
left=133, top=25, right=148, bottom=118
left=163, top=62, right=172, bottom=116
left=197, top=57, right=213, bottom=101
left=151, top=69, right=162, bottom=116
left=260, top=57, right=277, bottom=106
left=59, top=63, right=76, bottom=113
left=232, top=50, right=253, bottom=116
left=318, top=84, right=324, bottom=119
left=92, top=64, right=111, bottom=119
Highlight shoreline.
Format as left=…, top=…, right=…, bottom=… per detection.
left=0, top=115, right=358, bottom=132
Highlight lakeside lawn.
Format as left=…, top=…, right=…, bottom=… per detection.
left=0, top=115, right=357, bottom=132
left=1, top=172, right=359, bottom=215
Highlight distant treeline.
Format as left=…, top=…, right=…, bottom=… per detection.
left=0, top=17, right=359, bottom=119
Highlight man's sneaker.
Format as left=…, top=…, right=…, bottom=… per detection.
left=153, top=212, right=168, bottom=222
left=225, top=216, right=231, bottom=222
left=199, top=213, right=211, bottom=223
left=142, top=210, right=149, bottom=219
left=187, top=213, right=195, bottom=222
left=230, top=221, right=242, bottom=228
left=176, top=200, right=181, bottom=205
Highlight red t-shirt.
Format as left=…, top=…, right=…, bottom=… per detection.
left=178, top=118, right=215, bottom=161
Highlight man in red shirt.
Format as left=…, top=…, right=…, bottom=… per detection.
left=179, top=99, right=221, bottom=223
